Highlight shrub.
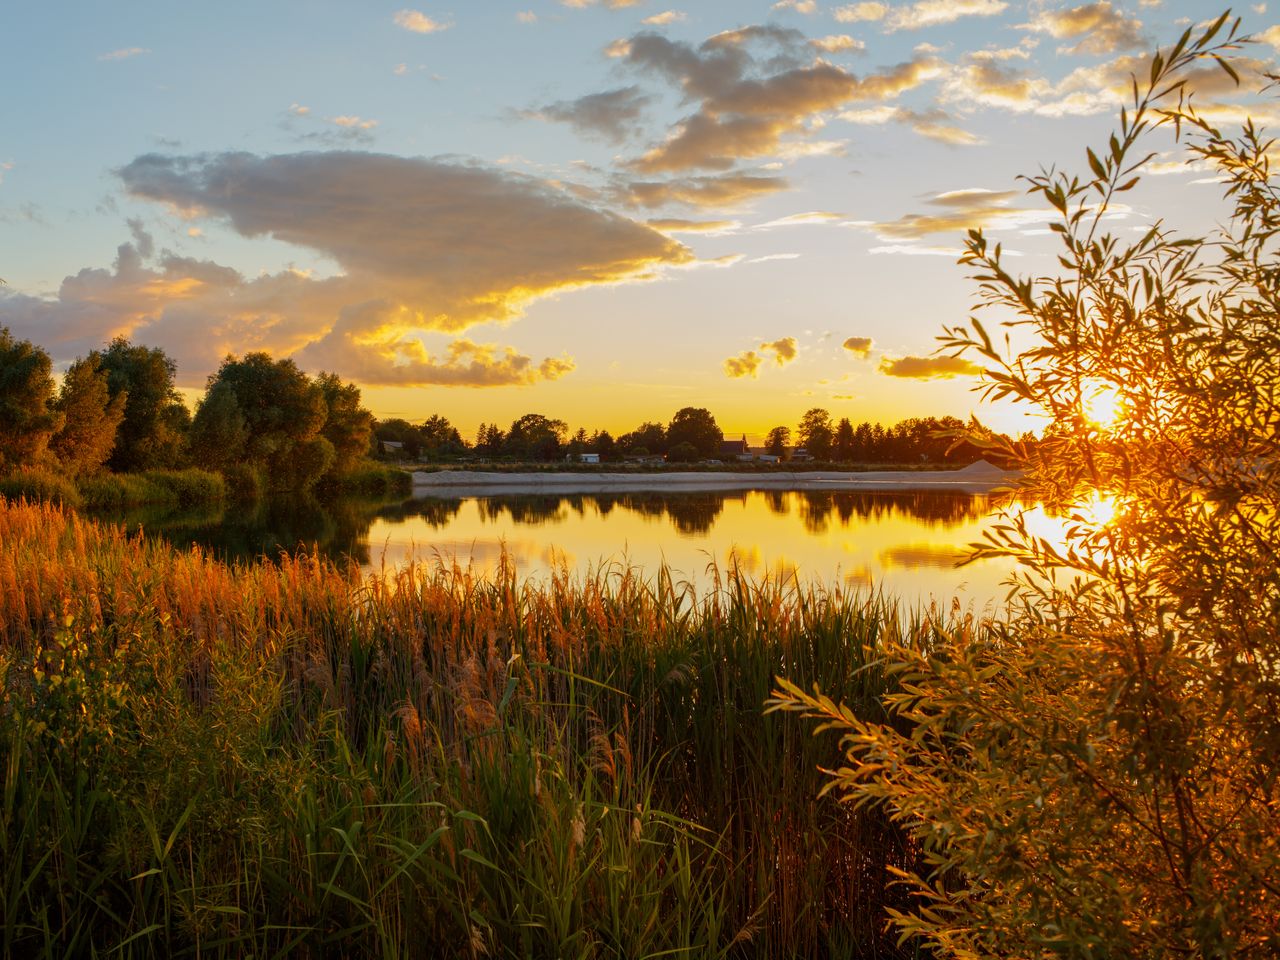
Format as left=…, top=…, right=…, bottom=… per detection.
left=0, top=468, right=82, bottom=508
left=221, top=463, right=265, bottom=502
left=142, top=469, right=226, bottom=507
left=78, top=472, right=159, bottom=509
left=772, top=16, right=1280, bottom=957
left=328, top=461, right=412, bottom=497
left=78, top=470, right=226, bottom=508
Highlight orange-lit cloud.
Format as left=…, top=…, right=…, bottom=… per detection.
left=872, top=187, right=1049, bottom=239
left=812, top=34, right=865, bottom=52
left=843, top=336, right=873, bottom=357
left=760, top=336, right=798, bottom=364
left=642, top=10, right=686, bottom=25
left=1018, top=1, right=1145, bottom=55
left=841, top=104, right=983, bottom=145
left=393, top=9, right=450, bottom=33
left=724, top=350, right=763, bottom=378
left=879, top=355, right=982, bottom=378
left=618, top=172, right=790, bottom=208
left=98, top=47, right=151, bottom=61
left=0, top=151, right=690, bottom=386
left=836, top=0, right=1007, bottom=31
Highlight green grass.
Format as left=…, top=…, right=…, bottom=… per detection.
left=0, top=499, right=945, bottom=958
left=75, top=468, right=227, bottom=509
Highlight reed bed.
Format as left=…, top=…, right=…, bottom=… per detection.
left=0, top=497, right=958, bottom=958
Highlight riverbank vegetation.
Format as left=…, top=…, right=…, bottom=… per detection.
left=0, top=496, right=943, bottom=958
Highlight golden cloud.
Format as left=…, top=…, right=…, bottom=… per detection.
left=0, top=152, right=691, bottom=387
left=393, top=9, right=450, bottom=33
left=879, top=355, right=982, bottom=378
left=872, top=187, right=1050, bottom=239
left=760, top=336, right=798, bottom=364
left=1019, top=1, right=1144, bottom=55
left=618, top=172, right=790, bottom=208
left=842, top=336, right=873, bottom=357
left=724, top=350, right=763, bottom=377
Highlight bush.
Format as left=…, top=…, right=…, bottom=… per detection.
left=0, top=468, right=82, bottom=508
left=221, top=463, right=265, bottom=502
left=772, top=16, right=1280, bottom=957
left=328, top=461, right=412, bottom=497
left=78, top=469, right=226, bottom=509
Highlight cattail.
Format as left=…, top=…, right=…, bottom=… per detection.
left=571, top=804, right=586, bottom=847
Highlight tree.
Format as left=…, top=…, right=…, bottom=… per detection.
left=50, top=355, right=126, bottom=476
left=201, top=353, right=330, bottom=492
left=619, top=421, right=667, bottom=456
left=665, top=441, right=698, bottom=463
left=591, top=430, right=616, bottom=460
left=666, top=407, right=721, bottom=459
left=771, top=17, right=1280, bottom=956
left=832, top=418, right=854, bottom=463
left=316, top=372, right=374, bottom=475
left=0, top=327, right=60, bottom=471
left=189, top=381, right=249, bottom=473
left=97, top=338, right=189, bottom=471
left=420, top=415, right=465, bottom=458
left=765, top=425, right=790, bottom=457
left=796, top=408, right=833, bottom=461
left=505, top=414, right=566, bottom=461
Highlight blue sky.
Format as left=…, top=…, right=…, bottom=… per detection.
left=1, top=0, right=1273, bottom=438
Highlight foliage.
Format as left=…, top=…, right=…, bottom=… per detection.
left=0, top=469, right=82, bottom=507
left=316, top=371, right=375, bottom=474
left=49, top=355, right=126, bottom=477
left=0, top=328, right=60, bottom=471
left=0, top=498, right=927, bottom=958
left=765, top=425, right=790, bottom=457
left=665, top=440, right=700, bottom=462
left=187, top=380, right=248, bottom=473
left=618, top=420, right=668, bottom=456
left=796, top=408, right=833, bottom=461
left=504, top=412, right=567, bottom=461
left=771, top=15, right=1280, bottom=957
left=97, top=338, right=190, bottom=472
left=77, top=469, right=226, bottom=509
left=200, top=352, right=330, bottom=492
left=666, top=407, right=722, bottom=458
left=329, top=461, right=413, bottom=497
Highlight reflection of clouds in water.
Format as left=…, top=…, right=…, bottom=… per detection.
left=878, top=544, right=968, bottom=570
left=842, top=566, right=875, bottom=592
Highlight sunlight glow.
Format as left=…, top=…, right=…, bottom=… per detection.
left=1081, top=380, right=1123, bottom=429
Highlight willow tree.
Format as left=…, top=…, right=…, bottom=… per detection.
left=771, top=15, right=1280, bottom=956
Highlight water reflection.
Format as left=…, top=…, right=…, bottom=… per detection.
left=92, top=488, right=1016, bottom=609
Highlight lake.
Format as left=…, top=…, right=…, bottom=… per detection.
left=96, top=487, right=1024, bottom=612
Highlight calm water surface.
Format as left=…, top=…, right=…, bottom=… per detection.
left=101, top=488, right=1023, bottom=611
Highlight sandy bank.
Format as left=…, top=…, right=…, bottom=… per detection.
left=410, top=462, right=1020, bottom=496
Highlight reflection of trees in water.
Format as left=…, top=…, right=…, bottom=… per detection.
left=96, top=487, right=995, bottom=569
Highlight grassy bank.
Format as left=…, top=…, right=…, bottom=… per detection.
left=0, top=498, right=952, bottom=958
left=0, top=468, right=228, bottom=510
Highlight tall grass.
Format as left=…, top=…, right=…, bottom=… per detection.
left=0, top=498, right=956, bottom=958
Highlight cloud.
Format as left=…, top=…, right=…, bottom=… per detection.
left=880, top=0, right=1008, bottom=31
left=724, top=350, right=763, bottom=377
left=812, top=34, right=865, bottom=52
left=871, top=187, right=1050, bottom=239
left=517, top=10, right=538, bottom=22
left=0, top=151, right=690, bottom=387
left=878, top=354, right=982, bottom=378
left=563, top=0, right=643, bottom=7
left=301, top=335, right=576, bottom=387
left=646, top=217, right=741, bottom=233
left=643, top=10, right=686, bottom=24
left=753, top=210, right=844, bottom=228
left=98, top=47, right=151, bottom=61
left=283, top=106, right=381, bottom=144
left=393, top=9, right=450, bottom=33
left=620, top=28, right=942, bottom=171
left=843, top=335, right=872, bottom=357
left=0, top=161, right=12, bottom=186
left=773, top=0, right=818, bottom=12
left=1019, top=2, right=1144, bottom=55
left=833, top=2, right=887, bottom=22
left=840, top=104, right=983, bottom=145
left=529, top=86, right=652, bottom=142
left=616, top=172, right=790, bottom=208
left=760, top=335, right=798, bottom=363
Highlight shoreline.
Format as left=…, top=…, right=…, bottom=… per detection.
left=410, top=466, right=1020, bottom=496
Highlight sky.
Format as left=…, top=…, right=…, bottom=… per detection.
left=1, top=0, right=1275, bottom=442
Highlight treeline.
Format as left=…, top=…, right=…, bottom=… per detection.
left=379, top=406, right=1029, bottom=465
left=0, top=328, right=404, bottom=508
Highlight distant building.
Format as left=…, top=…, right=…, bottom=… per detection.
left=720, top=436, right=752, bottom=460
left=580, top=453, right=600, bottom=464
left=381, top=440, right=405, bottom=455
left=790, top=447, right=812, bottom=462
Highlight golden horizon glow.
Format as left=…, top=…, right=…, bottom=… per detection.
left=1082, top=380, right=1124, bottom=430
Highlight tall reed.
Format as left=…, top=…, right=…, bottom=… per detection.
left=0, top=498, right=951, bottom=958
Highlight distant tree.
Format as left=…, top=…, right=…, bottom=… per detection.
left=316, top=372, right=374, bottom=475
left=375, top=418, right=423, bottom=459
left=189, top=381, right=249, bottom=473
left=666, top=407, right=722, bottom=458
left=477, top=422, right=505, bottom=455
left=420, top=414, right=466, bottom=458
left=832, top=418, right=855, bottom=462
left=797, top=408, right=833, bottom=461
left=567, top=427, right=588, bottom=461
left=591, top=430, right=616, bottom=461
left=666, top=441, right=699, bottom=463
left=765, top=425, right=791, bottom=457
left=505, top=413, right=567, bottom=461
left=97, top=338, right=189, bottom=471
left=619, top=421, right=667, bottom=455
left=202, top=353, right=331, bottom=492
left=49, top=355, right=127, bottom=476
left=0, top=327, right=60, bottom=471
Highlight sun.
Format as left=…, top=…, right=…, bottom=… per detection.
left=1081, top=380, right=1123, bottom=429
